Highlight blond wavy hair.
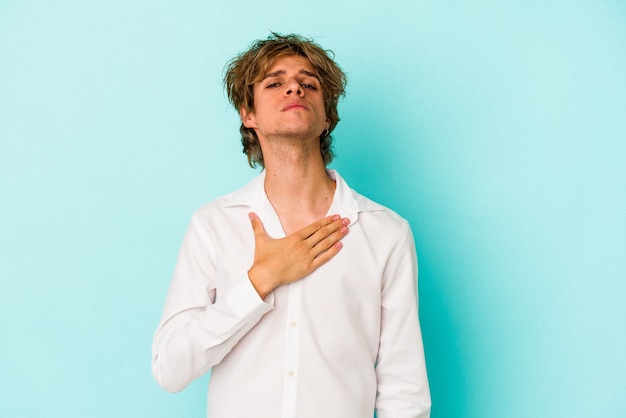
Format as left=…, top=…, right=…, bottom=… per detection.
left=223, top=33, right=347, bottom=168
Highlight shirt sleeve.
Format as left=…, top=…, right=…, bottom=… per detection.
left=375, top=223, right=431, bottom=417
left=151, top=212, right=274, bottom=393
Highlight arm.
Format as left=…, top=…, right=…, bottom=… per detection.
left=151, top=212, right=272, bottom=393
left=375, top=224, right=431, bottom=417
left=151, top=211, right=349, bottom=393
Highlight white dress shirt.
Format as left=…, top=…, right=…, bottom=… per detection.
left=152, top=170, right=431, bottom=418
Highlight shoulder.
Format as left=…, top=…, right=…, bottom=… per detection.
left=331, top=169, right=411, bottom=238
left=191, top=173, right=264, bottom=221
left=356, top=193, right=410, bottom=231
left=346, top=185, right=412, bottom=243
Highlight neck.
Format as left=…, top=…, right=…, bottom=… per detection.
left=261, top=142, right=336, bottom=234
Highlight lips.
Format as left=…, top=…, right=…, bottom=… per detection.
left=282, top=101, right=308, bottom=111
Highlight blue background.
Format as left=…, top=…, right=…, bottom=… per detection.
left=1, top=1, right=625, bottom=417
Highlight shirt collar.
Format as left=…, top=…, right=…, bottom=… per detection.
left=222, top=169, right=383, bottom=226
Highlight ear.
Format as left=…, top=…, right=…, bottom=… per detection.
left=240, top=107, right=257, bottom=129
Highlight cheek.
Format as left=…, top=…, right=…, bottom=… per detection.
left=319, top=103, right=329, bottom=120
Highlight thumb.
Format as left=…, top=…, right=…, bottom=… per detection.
left=248, top=212, right=267, bottom=239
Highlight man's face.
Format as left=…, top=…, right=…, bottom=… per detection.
left=241, top=55, right=329, bottom=144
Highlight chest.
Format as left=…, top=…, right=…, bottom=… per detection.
left=212, top=216, right=391, bottom=306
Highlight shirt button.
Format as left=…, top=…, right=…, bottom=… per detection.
left=290, top=321, right=297, bottom=327
left=288, top=370, right=295, bottom=377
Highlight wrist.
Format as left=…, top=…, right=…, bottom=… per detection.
left=247, top=266, right=276, bottom=300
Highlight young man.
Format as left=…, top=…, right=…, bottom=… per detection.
left=152, top=33, right=431, bottom=417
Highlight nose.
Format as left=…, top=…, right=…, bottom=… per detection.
left=285, top=79, right=303, bottom=96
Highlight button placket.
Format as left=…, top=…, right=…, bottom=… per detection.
left=281, top=281, right=302, bottom=418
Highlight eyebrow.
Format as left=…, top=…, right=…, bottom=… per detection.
left=261, top=69, right=320, bottom=81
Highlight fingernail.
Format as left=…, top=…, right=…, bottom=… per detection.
left=342, top=218, right=350, bottom=225
left=248, top=213, right=255, bottom=221
left=333, top=215, right=340, bottom=221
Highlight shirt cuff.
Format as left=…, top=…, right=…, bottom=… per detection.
left=222, top=274, right=275, bottom=320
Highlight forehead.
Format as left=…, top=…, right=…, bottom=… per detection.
left=264, top=55, right=316, bottom=74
